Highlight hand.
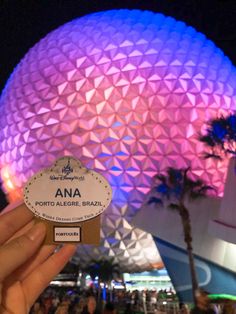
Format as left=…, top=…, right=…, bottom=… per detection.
left=0, top=203, right=76, bottom=314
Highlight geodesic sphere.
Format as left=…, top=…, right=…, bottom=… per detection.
left=0, top=9, right=235, bottom=271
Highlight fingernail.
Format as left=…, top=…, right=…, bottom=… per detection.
left=28, top=223, right=46, bottom=241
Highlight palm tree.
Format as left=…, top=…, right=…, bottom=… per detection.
left=199, top=113, right=236, bottom=159
left=148, top=167, right=213, bottom=305
left=97, top=258, right=120, bottom=302
left=85, top=258, right=120, bottom=302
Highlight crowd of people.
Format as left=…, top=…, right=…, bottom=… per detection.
left=29, top=286, right=172, bottom=314
left=0, top=204, right=235, bottom=314
left=29, top=286, right=236, bottom=314
left=30, top=293, right=116, bottom=314
left=28, top=286, right=180, bottom=314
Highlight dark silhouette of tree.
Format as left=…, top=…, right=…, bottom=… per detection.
left=199, top=113, right=236, bottom=159
left=85, top=261, right=100, bottom=282
left=85, top=258, right=120, bottom=302
left=148, top=167, right=213, bottom=305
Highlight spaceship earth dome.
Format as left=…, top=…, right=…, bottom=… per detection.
left=0, top=9, right=236, bottom=271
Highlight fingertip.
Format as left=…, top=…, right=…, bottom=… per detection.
left=62, top=243, right=77, bottom=255
left=27, top=222, right=46, bottom=241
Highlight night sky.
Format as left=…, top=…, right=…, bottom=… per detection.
left=1, top=0, right=236, bottom=93
left=1, top=0, right=236, bottom=210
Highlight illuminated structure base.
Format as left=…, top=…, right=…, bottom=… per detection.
left=154, top=238, right=236, bottom=301
left=133, top=196, right=236, bottom=301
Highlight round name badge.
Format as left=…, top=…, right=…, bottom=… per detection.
left=24, top=156, right=112, bottom=223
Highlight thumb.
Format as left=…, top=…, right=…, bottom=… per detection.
left=0, top=223, right=46, bottom=282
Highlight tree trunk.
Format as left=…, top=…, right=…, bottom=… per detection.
left=80, top=272, right=86, bottom=289
left=179, top=205, right=198, bottom=306
left=98, top=279, right=101, bottom=303
left=186, top=240, right=198, bottom=305
left=109, top=281, right=113, bottom=302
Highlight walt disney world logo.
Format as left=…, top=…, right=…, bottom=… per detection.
left=62, top=159, right=73, bottom=176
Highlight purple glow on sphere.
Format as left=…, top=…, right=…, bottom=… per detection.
left=0, top=9, right=235, bottom=270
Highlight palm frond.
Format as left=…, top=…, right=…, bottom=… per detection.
left=202, top=152, right=222, bottom=160
left=148, top=196, right=163, bottom=206
left=199, top=135, right=216, bottom=147
left=225, top=148, right=236, bottom=155
left=190, top=185, right=215, bottom=199
left=156, top=183, right=168, bottom=194
left=167, top=167, right=183, bottom=186
left=199, top=112, right=236, bottom=158
left=154, top=173, right=167, bottom=183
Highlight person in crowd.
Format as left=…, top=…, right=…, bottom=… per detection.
left=71, top=297, right=87, bottom=314
left=150, top=290, right=157, bottom=311
left=44, top=295, right=54, bottom=313
left=0, top=204, right=76, bottom=313
left=30, top=299, right=45, bottom=314
left=222, top=300, right=236, bottom=314
left=124, top=303, right=135, bottom=314
left=102, top=302, right=116, bottom=314
left=55, top=302, right=70, bottom=314
left=81, top=295, right=100, bottom=314
left=52, top=295, right=61, bottom=312
left=179, top=302, right=189, bottom=314
left=191, top=289, right=216, bottom=314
